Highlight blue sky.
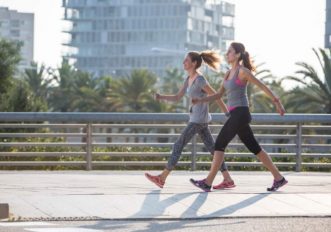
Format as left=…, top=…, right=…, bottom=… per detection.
left=0, top=0, right=325, bottom=81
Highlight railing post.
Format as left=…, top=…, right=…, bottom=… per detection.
left=191, top=134, right=197, bottom=171
left=295, top=123, right=302, bottom=172
left=86, top=123, right=92, bottom=171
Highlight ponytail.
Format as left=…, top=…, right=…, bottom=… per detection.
left=200, top=50, right=221, bottom=71
left=230, top=42, right=256, bottom=72
left=187, top=50, right=221, bottom=72
left=241, top=51, right=255, bottom=72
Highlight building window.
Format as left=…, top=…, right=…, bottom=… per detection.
left=10, top=30, right=20, bottom=37
left=10, top=20, right=20, bottom=27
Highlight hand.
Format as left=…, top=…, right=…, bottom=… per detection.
left=274, top=100, right=285, bottom=116
left=191, top=98, right=200, bottom=104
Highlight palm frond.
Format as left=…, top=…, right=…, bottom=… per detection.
left=315, top=48, right=331, bottom=93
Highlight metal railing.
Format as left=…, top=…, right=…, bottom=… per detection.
left=0, top=112, right=330, bottom=171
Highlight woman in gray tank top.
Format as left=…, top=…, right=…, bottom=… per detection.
left=190, top=42, right=288, bottom=192
left=145, top=50, right=235, bottom=190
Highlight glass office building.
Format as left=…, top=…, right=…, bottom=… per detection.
left=63, top=0, right=235, bottom=78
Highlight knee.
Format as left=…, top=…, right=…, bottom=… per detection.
left=214, top=143, right=226, bottom=153
left=251, top=146, right=262, bottom=155
left=213, top=150, right=225, bottom=157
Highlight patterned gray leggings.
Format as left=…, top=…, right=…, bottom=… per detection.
left=166, top=122, right=228, bottom=171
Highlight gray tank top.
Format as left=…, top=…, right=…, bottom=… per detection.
left=183, top=75, right=211, bottom=123
left=223, top=67, right=249, bottom=110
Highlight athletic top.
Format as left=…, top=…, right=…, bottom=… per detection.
left=183, top=75, right=211, bottom=123
left=223, top=67, right=249, bottom=111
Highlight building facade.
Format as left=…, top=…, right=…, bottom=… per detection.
left=0, top=7, right=34, bottom=70
left=326, top=0, right=331, bottom=48
left=63, top=0, right=235, bottom=78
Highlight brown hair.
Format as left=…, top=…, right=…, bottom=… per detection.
left=230, top=42, right=255, bottom=72
left=187, top=50, right=221, bottom=71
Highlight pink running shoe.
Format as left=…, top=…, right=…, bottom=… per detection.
left=145, top=173, right=165, bottom=188
left=213, top=180, right=236, bottom=190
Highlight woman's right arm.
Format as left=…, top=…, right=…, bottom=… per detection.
left=155, top=85, right=186, bottom=102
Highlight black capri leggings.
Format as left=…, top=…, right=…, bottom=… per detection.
left=215, top=107, right=262, bottom=155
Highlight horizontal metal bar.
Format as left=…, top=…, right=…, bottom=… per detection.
left=0, top=152, right=85, bottom=157
left=92, top=142, right=298, bottom=148
left=0, top=112, right=330, bottom=123
left=196, top=162, right=296, bottom=167
left=301, top=163, right=331, bottom=167
left=92, top=152, right=180, bottom=157
left=0, top=161, right=86, bottom=166
left=302, top=135, right=331, bottom=139
left=0, top=133, right=326, bottom=140
left=90, top=161, right=296, bottom=167
left=92, top=124, right=298, bottom=129
left=91, top=133, right=297, bottom=139
left=0, top=161, right=326, bottom=168
left=91, top=152, right=297, bottom=158
left=2, top=123, right=324, bottom=130
left=92, top=124, right=189, bottom=129
left=0, top=142, right=85, bottom=147
left=0, top=124, right=85, bottom=128
left=301, top=153, right=331, bottom=158
left=248, top=125, right=297, bottom=129
left=0, top=133, right=85, bottom=138
left=301, top=144, right=331, bottom=148
left=92, top=133, right=180, bottom=138
left=302, top=125, right=331, bottom=129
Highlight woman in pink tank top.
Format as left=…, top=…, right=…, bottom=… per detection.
left=190, top=42, right=288, bottom=192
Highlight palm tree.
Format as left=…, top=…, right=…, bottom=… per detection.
left=48, top=59, right=78, bottom=112
left=24, top=62, right=53, bottom=100
left=71, top=73, right=112, bottom=112
left=282, top=48, right=331, bottom=113
left=108, top=69, right=160, bottom=112
left=0, top=39, right=21, bottom=93
left=161, top=68, right=184, bottom=93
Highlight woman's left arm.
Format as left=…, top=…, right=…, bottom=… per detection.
left=241, top=68, right=285, bottom=116
left=202, top=84, right=229, bottom=114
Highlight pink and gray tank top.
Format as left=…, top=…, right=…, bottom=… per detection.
left=223, top=67, right=249, bottom=111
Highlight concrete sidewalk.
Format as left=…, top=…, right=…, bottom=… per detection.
left=0, top=171, right=330, bottom=221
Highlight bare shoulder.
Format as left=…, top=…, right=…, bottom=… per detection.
left=238, top=66, right=252, bottom=75
left=239, top=67, right=255, bottom=81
